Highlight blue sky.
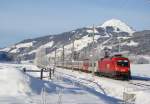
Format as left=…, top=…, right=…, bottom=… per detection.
left=0, top=0, right=150, bottom=47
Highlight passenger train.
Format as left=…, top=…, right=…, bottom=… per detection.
left=57, top=54, right=131, bottom=80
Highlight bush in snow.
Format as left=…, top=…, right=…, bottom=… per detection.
left=136, top=57, right=149, bottom=64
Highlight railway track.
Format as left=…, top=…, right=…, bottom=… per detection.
left=57, top=67, right=150, bottom=91
left=55, top=69, right=108, bottom=95
left=128, top=80, right=150, bottom=90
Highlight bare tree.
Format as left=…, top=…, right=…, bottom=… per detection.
left=34, top=47, right=49, bottom=68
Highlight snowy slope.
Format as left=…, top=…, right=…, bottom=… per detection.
left=47, top=35, right=100, bottom=57
left=15, top=42, right=33, bottom=48
left=0, top=65, right=31, bottom=96
left=42, top=41, right=54, bottom=48
left=0, top=47, right=11, bottom=52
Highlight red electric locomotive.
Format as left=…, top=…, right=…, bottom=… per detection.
left=98, top=54, right=131, bottom=79
left=60, top=53, right=131, bottom=80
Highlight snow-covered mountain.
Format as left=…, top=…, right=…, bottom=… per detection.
left=1, top=19, right=150, bottom=63
left=101, top=19, right=134, bottom=34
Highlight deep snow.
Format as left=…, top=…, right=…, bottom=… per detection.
left=0, top=63, right=150, bottom=104
left=0, top=63, right=121, bottom=104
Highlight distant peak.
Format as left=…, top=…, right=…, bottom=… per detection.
left=101, top=19, right=135, bottom=33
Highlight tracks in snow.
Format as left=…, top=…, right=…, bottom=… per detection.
left=128, top=80, right=150, bottom=90
left=56, top=67, right=150, bottom=95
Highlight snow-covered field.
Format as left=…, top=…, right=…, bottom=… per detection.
left=0, top=63, right=150, bottom=104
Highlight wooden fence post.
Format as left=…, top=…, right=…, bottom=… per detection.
left=41, top=68, right=44, bottom=80
left=52, top=68, right=54, bottom=75
left=49, top=68, right=51, bottom=79
left=23, top=67, right=26, bottom=73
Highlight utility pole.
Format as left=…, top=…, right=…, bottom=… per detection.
left=54, top=47, right=57, bottom=69
left=118, top=38, right=121, bottom=53
left=92, top=25, right=95, bottom=77
left=62, top=45, right=65, bottom=67
left=117, top=34, right=121, bottom=53
left=72, top=37, right=75, bottom=71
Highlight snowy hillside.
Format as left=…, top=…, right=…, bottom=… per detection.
left=0, top=19, right=150, bottom=62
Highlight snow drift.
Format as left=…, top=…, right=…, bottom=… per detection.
left=0, top=67, right=31, bottom=96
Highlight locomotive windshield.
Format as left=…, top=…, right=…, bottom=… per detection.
left=117, top=60, right=129, bottom=67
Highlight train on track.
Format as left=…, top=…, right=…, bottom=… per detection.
left=57, top=54, right=131, bottom=80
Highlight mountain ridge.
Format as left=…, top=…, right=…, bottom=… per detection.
left=0, top=19, right=150, bottom=63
